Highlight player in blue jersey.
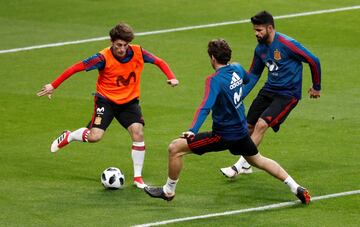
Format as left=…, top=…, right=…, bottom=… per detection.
left=143, top=39, right=311, bottom=204
left=221, top=11, right=321, bottom=177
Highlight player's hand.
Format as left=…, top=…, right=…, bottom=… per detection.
left=181, top=131, right=195, bottom=139
left=308, top=87, right=320, bottom=99
left=167, top=79, right=179, bottom=87
left=37, top=84, right=55, bottom=99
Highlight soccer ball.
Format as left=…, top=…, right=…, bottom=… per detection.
left=101, top=167, right=125, bottom=189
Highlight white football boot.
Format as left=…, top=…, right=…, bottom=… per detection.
left=133, top=176, right=148, bottom=189
left=220, top=165, right=253, bottom=178
left=50, top=130, right=71, bottom=153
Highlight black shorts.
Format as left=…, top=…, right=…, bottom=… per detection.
left=87, top=95, right=144, bottom=130
left=187, top=131, right=258, bottom=156
left=247, top=89, right=298, bottom=132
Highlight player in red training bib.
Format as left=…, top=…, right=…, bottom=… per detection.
left=37, top=22, right=179, bottom=189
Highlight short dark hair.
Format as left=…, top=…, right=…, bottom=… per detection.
left=207, top=39, right=232, bottom=65
left=251, top=11, right=275, bottom=28
left=109, top=22, right=134, bottom=42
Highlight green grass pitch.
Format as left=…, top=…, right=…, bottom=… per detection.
left=1, top=0, right=359, bottom=226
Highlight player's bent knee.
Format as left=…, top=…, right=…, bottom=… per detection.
left=132, top=131, right=144, bottom=141
left=127, top=123, right=144, bottom=141
left=168, top=140, right=179, bottom=154
left=168, top=138, right=187, bottom=156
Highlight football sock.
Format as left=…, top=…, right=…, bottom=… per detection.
left=163, top=177, right=178, bottom=195
left=68, top=127, right=90, bottom=142
left=234, top=156, right=251, bottom=170
left=284, top=175, right=300, bottom=194
left=131, top=141, right=145, bottom=177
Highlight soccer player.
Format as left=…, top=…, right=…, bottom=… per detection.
left=37, top=22, right=179, bottom=189
left=144, top=39, right=311, bottom=204
left=220, top=10, right=321, bottom=177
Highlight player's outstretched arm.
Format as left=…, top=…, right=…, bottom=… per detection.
left=36, top=61, right=86, bottom=99
left=142, top=48, right=178, bottom=87
left=154, top=58, right=178, bottom=87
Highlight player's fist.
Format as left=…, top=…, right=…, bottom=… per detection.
left=181, top=131, right=195, bottom=139
left=308, top=87, right=320, bottom=99
left=167, top=79, right=179, bottom=87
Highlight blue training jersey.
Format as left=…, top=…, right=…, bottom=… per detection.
left=244, top=32, right=321, bottom=100
left=189, top=63, right=250, bottom=140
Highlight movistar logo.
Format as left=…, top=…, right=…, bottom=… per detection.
left=230, top=72, right=243, bottom=90
left=116, top=71, right=136, bottom=87
left=96, top=107, right=105, bottom=114
left=265, top=60, right=279, bottom=72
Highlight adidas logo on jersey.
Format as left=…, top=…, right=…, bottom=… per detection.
left=230, top=72, right=243, bottom=90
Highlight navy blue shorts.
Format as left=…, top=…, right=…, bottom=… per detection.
left=187, top=131, right=258, bottom=156
left=247, top=89, right=298, bottom=132
left=87, top=94, right=144, bottom=130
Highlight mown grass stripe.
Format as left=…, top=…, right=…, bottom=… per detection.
left=133, top=189, right=360, bottom=227
left=0, top=5, right=359, bottom=54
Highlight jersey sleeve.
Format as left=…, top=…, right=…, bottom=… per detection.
left=83, top=53, right=106, bottom=71
left=142, top=48, right=176, bottom=80
left=189, top=75, right=220, bottom=133
left=281, top=38, right=321, bottom=91
left=50, top=53, right=105, bottom=89
left=242, top=50, right=264, bottom=97
left=51, top=61, right=85, bottom=88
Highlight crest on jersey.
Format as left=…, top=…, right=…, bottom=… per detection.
left=95, top=116, right=102, bottom=125
left=274, top=49, right=281, bottom=61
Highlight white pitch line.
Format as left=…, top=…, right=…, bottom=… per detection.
left=133, top=189, right=360, bottom=227
left=1, top=5, right=360, bottom=54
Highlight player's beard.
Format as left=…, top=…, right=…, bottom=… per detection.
left=256, top=32, right=270, bottom=44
